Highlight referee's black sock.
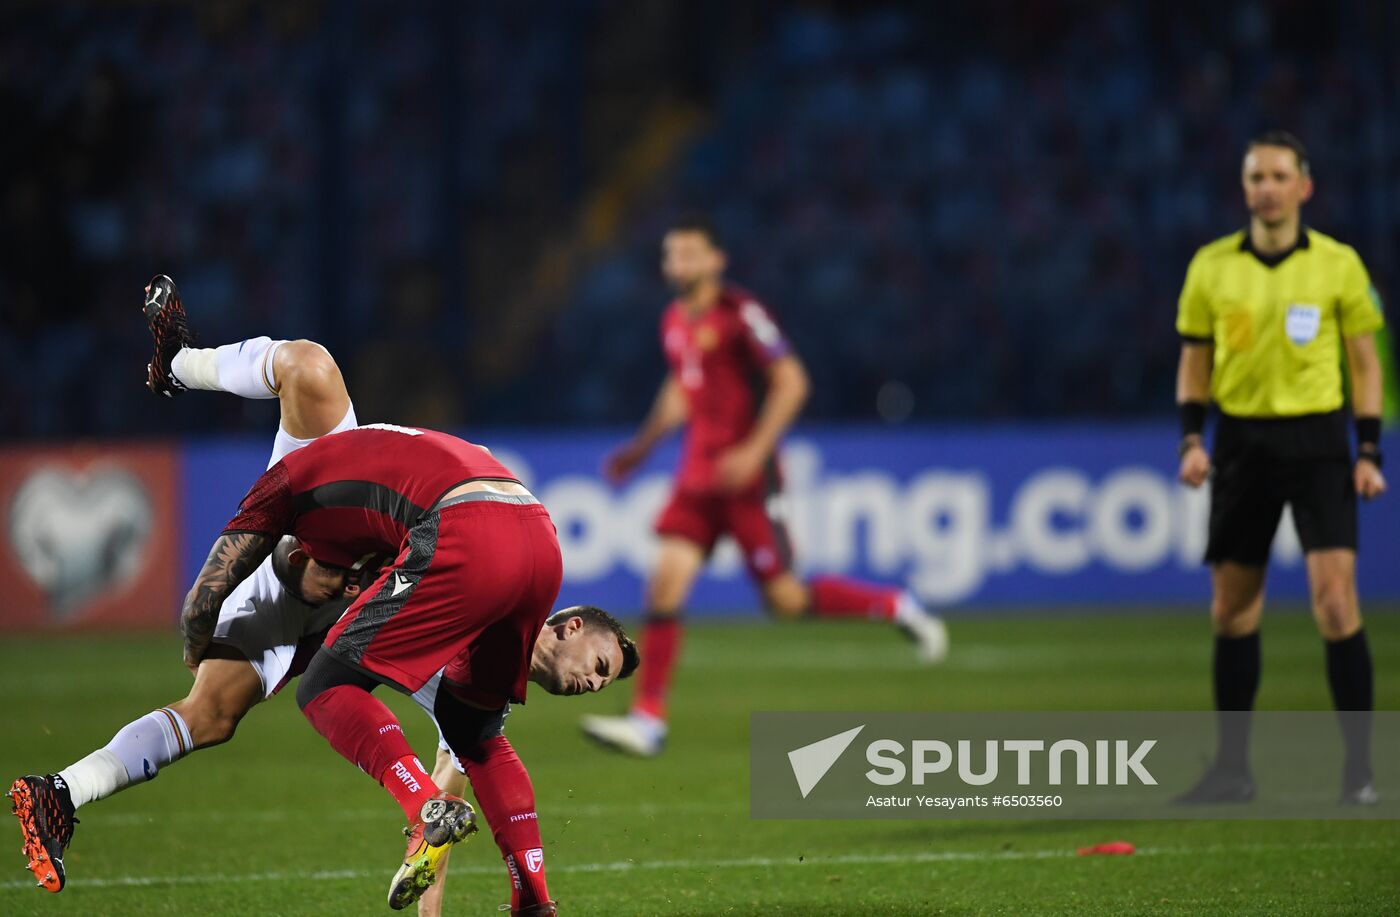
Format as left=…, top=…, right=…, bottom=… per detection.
left=1213, top=631, right=1261, bottom=773
left=1325, top=628, right=1374, bottom=788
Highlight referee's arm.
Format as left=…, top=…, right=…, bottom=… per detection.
left=1176, top=340, right=1213, bottom=487
left=1344, top=332, right=1388, bottom=500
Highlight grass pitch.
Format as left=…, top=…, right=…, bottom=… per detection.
left=2, top=607, right=1398, bottom=916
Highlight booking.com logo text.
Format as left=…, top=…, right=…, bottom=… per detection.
left=494, top=438, right=1303, bottom=604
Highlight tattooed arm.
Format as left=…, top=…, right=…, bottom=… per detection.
left=180, top=532, right=275, bottom=673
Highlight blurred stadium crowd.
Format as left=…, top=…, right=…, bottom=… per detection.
left=3, top=0, right=1397, bottom=439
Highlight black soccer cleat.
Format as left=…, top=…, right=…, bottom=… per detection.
left=1340, top=781, right=1379, bottom=806
left=1170, top=765, right=1257, bottom=805
left=7, top=774, right=78, bottom=893
left=143, top=273, right=194, bottom=398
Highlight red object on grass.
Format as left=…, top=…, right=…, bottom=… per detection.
left=1076, top=841, right=1136, bottom=856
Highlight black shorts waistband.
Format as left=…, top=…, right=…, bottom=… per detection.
left=434, top=490, right=539, bottom=511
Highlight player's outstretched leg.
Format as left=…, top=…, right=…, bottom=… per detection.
left=735, top=494, right=948, bottom=663
left=142, top=273, right=357, bottom=464
left=7, top=775, right=77, bottom=893
left=8, top=706, right=193, bottom=893
left=6, top=651, right=266, bottom=892
left=802, top=574, right=949, bottom=663
left=296, top=650, right=477, bottom=910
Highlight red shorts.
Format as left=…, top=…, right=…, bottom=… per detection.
left=654, top=486, right=793, bottom=582
left=323, top=495, right=562, bottom=705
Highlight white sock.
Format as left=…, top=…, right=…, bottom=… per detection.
left=59, top=708, right=194, bottom=809
left=266, top=401, right=358, bottom=468
left=170, top=337, right=285, bottom=399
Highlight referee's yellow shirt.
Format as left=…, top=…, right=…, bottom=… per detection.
left=1177, top=227, right=1385, bottom=418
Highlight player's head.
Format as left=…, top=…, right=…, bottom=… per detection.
left=271, top=536, right=362, bottom=606
left=531, top=605, right=640, bottom=697
left=662, top=215, right=726, bottom=297
left=1242, top=130, right=1313, bottom=227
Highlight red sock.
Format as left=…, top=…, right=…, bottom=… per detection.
left=631, top=615, right=681, bottom=720
left=302, top=685, right=440, bottom=822
left=808, top=575, right=900, bottom=621
left=379, top=754, right=437, bottom=825
left=462, top=737, right=550, bottom=910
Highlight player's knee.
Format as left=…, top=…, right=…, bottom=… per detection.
left=761, top=576, right=807, bottom=619
left=277, top=340, right=341, bottom=397
left=643, top=578, right=686, bottom=614
left=1312, top=585, right=1357, bottom=639
left=1209, top=596, right=1259, bottom=636
left=764, top=593, right=806, bottom=620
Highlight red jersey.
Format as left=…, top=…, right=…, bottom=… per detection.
left=223, top=424, right=519, bottom=568
left=661, top=284, right=792, bottom=493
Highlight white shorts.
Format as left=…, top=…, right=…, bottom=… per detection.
left=210, top=558, right=347, bottom=699
left=210, top=562, right=461, bottom=770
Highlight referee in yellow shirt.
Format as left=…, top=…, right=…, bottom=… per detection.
left=1174, top=131, right=1387, bottom=805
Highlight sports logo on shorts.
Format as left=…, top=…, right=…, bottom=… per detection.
left=391, top=573, right=413, bottom=597
left=1285, top=304, right=1321, bottom=345
left=523, top=848, right=544, bottom=873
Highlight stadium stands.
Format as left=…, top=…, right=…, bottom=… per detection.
left=2, top=1, right=1396, bottom=437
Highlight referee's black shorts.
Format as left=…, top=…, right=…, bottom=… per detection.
left=1206, top=410, right=1357, bottom=566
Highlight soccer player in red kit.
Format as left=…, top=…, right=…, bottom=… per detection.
left=190, top=425, right=636, bottom=914
left=581, top=217, right=947, bottom=757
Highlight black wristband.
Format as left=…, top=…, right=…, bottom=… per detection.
left=1356, top=416, right=1381, bottom=449
left=1179, top=401, right=1207, bottom=438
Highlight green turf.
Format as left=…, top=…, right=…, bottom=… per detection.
left=2, top=607, right=1398, bottom=916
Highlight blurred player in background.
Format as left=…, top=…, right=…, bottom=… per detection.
left=581, top=218, right=947, bottom=757
left=8, top=278, right=636, bottom=916
left=1174, top=132, right=1387, bottom=805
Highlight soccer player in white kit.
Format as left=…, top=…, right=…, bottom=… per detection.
left=9, top=276, right=469, bottom=916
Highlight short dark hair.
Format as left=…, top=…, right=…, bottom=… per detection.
left=1247, top=130, right=1310, bottom=177
left=547, top=605, right=640, bottom=680
left=666, top=214, right=723, bottom=250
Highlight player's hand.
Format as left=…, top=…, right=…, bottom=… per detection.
left=1355, top=457, right=1387, bottom=500
left=716, top=443, right=766, bottom=492
left=603, top=439, right=650, bottom=484
left=1178, top=441, right=1210, bottom=488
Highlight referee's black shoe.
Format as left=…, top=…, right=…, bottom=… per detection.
left=143, top=273, right=193, bottom=398
left=1170, top=764, right=1256, bottom=805
left=1340, top=781, right=1379, bottom=806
